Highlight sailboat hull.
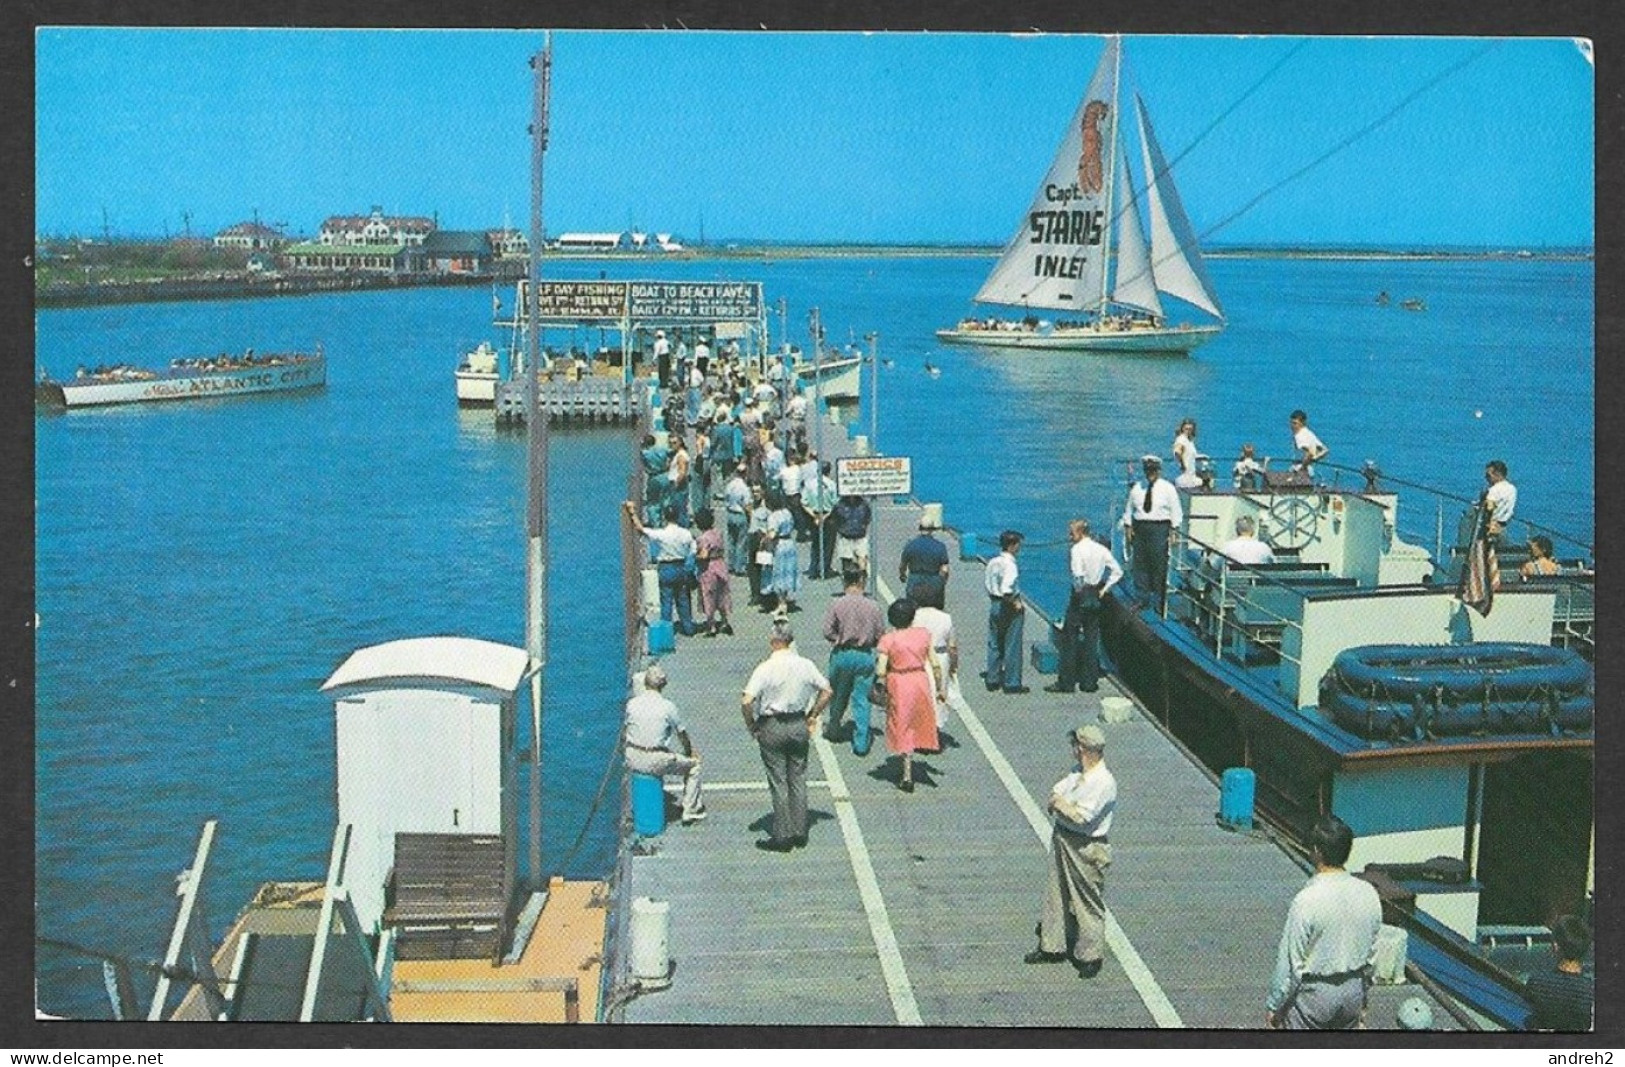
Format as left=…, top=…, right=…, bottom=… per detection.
left=935, top=322, right=1222, bottom=355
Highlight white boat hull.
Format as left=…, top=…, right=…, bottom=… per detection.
left=455, top=370, right=499, bottom=404
left=935, top=323, right=1222, bottom=355
left=39, top=356, right=326, bottom=409
left=794, top=356, right=863, bottom=400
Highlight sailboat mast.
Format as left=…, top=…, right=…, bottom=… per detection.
left=1101, top=36, right=1122, bottom=317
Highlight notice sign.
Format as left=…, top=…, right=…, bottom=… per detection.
left=628, top=281, right=762, bottom=322
left=529, top=280, right=629, bottom=322
left=837, top=456, right=912, bottom=497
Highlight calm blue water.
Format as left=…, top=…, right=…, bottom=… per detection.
left=34, top=254, right=1592, bottom=1016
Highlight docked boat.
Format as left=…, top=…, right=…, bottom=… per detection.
left=36, top=347, right=325, bottom=409
left=1101, top=458, right=1593, bottom=971
left=455, top=340, right=504, bottom=404
left=936, top=37, right=1224, bottom=355
left=781, top=345, right=863, bottom=401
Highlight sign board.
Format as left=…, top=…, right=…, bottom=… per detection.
left=514, top=279, right=763, bottom=324
left=836, top=456, right=912, bottom=497
left=516, top=279, right=628, bottom=322
left=628, top=281, right=762, bottom=322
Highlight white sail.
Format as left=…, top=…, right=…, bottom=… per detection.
left=1110, top=132, right=1162, bottom=318
left=974, top=37, right=1120, bottom=313
left=1136, top=94, right=1223, bottom=320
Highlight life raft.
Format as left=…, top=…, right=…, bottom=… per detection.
left=1318, top=642, right=1593, bottom=741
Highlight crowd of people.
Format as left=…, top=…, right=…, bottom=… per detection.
left=621, top=397, right=1591, bottom=1030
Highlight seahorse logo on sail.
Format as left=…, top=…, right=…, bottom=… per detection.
left=1078, top=99, right=1109, bottom=196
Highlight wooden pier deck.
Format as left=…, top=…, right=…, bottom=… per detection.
left=616, top=436, right=1459, bottom=1030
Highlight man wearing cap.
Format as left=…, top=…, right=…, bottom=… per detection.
left=898, top=516, right=950, bottom=609
left=983, top=529, right=1029, bottom=694
left=623, top=666, right=706, bottom=824
left=1026, top=724, right=1116, bottom=978
left=1122, top=455, right=1183, bottom=612
left=741, top=620, right=833, bottom=852
left=1265, top=814, right=1383, bottom=1029
left=1050, top=519, right=1123, bottom=695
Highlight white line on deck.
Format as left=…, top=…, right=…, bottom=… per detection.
left=811, top=732, right=923, bottom=1026
left=876, top=575, right=1184, bottom=1028
left=700, top=780, right=832, bottom=793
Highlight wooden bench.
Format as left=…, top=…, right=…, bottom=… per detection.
left=383, top=833, right=511, bottom=963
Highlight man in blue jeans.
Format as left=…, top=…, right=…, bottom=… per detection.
left=624, top=500, right=697, bottom=637
left=983, top=529, right=1029, bottom=694
left=820, top=568, right=886, bottom=754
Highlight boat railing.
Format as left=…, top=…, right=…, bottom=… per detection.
left=1164, top=527, right=1325, bottom=671
left=1311, top=459, right=1594, bottom=571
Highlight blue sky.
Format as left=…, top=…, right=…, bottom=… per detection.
left=35, top=29, right=1594, bottom=248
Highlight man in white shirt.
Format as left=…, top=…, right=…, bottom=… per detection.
left=722, top=463, right=753, bottom=575
left=741, top=621, right=833, bottom=852
left=1219, top=515, right=1277, bottom=566
left=1122, top=455, right=1183, bottom=612
left=1289, top=409, right=1329, bottom=475
left=652, top=329, right=672, bottom=387
left=623, top=500, right=697, bottom=637
left=1265, top=815, right=1383, bottom=1029
left=1483, top=459, right=1517, bottom=541
left=1049, top=519, right=1123, bottom=694
left=983, top=529, right=1029, bottom=694
left=1026, top=724, right=1116, bottom=979
left=624, top=666, right=706, bottom=824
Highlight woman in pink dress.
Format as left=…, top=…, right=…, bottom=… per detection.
left=693, top=508, right=733, bottom=636
left=875, top=598, right=943, bottom=792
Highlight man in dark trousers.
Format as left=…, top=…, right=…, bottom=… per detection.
left=1121, top=455, right=1182, bottom=613
left=740, top=620, right=833, bottom=852
left=1525, top=915, right=1593, bottom=1031
left=1049, top=518, right=1123, bottom=695
left=898, top=515, right=950, bottom=609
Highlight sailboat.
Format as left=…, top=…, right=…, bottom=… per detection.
left=937, top=37, right=1225, bottom=355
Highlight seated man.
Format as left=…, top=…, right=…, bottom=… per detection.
left=623, top=666, right=706, bottom=824
left=1219, top=516, right=1276, bottom=566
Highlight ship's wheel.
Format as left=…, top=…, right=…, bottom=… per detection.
left=1265, top=495, right=1320, bottom=551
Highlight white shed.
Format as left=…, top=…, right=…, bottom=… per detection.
left=321, top=636, right=532, bottom=933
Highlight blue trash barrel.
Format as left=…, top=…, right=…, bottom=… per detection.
left=631, top=773, right=667, bottom=837
left=1219, top=767, right=1256, bottom=831
left=648, top=620, right=676, bottom=655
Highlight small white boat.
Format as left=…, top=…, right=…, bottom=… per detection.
left=36, top=348, right=325, bottom=409
left=455, top=341, right=502, bottom=405
left=938, top=36, right=1224, bottom=356
left=793, top=353, right=863, bottom=400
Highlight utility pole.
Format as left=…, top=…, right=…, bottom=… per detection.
left=525, top=33, right=553, bottom=892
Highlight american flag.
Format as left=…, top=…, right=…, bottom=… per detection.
left=1458, top=502, right=1498, bottom=616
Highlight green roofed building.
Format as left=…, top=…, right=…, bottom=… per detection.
left=284, top=241, right=408, bottom=273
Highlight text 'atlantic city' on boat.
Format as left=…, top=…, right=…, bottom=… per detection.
left=938, top=36, right=1225, bottom=354
left=36, top=346, right=326, bottom=409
